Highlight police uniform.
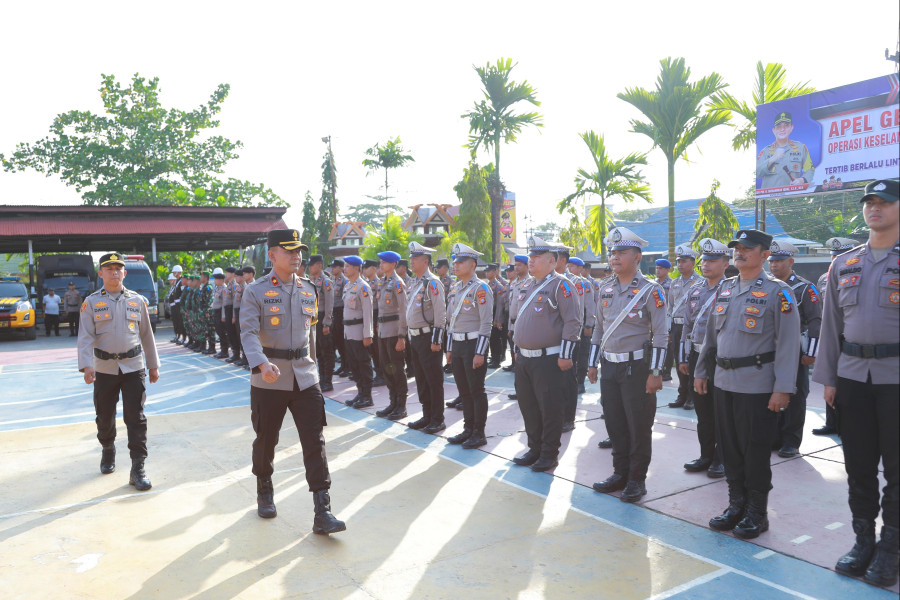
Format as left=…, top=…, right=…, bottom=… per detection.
left=223, top=267, right=239, bottom=358
left=77, top=253, right=159, bottom=491
left=505, top=255, right=531, bottom=377
left=64, top=285, right=83, bottom=336
left=666, top=244, right=700, bottom=408
left=695, top=229, right=801, bottom=540
left=567, top=256, right=594, bottom=401
left=226, top=270, right=244, bottom=362
left=588, top=228, right=668, bottom=503
left=330, top=260, right=348, bottom=375
left=812, top=179, right=899, bottom=584
left=341, top=256, right=375, bottom=408
left=553, top=249, right=588, bottom=430
left=446, top=243, right=494, bottom=448
left=511, top=237, right=582, bottom=471
left=363, top=260, right=385, bottom=386
left=768, top=240, right=822, bottom=456
left=169, top=267, right=186, bottom=343
left=212, top=271, right=228, bottom=357
left=656, top=258, right=672, bottom=303
left=756, top=111, right=815, bottom=189
left=232, top=273, right=248, bottom=366
left=404, top=243, right=448, bottom=433
left=309, top=256, right=336, bottom=391
left=239, top=229, right=344, bottom=534
left=579, top=264, right=602, bottom=391
left=374, top=252, right=409, bottom=419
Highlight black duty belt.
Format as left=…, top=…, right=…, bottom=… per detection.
left=262, top=346, right=309, bottom=361
left=377, top=314, right=399, bottom=323
left=95, top=346, right=142, bottom=361
left=344, top=318, right=363, bottom=326
left=841, top=340, right=900, bottom=359
left=716, top=351, right=776, bottom=370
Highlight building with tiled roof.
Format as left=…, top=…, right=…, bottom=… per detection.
left=327, top=221, right=367, bottom=257
left=402, top=204, right=459, bottom=247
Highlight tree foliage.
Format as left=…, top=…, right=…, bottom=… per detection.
left=362, top=137, right=414, bottom=217
left=316, top=149, right=339, bottom=258
left=735, top=190, right=867, bottom=243
left=1, top=73, right=284, bottom=207
left=693, top=180, right=739, bottom=251
left=301, top=192, right=319, bottom=253
left=359, top=214, right=424, bottom=260
left=453, top=161, right=493, bottom=257
left=343, top=201, right=404, bottom=228
left=434, top=229, right=471, bottom=260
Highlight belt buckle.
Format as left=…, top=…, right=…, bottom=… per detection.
left=861, top=345, right=875, bottom=359
left=721, top=358, right=732, bottom=369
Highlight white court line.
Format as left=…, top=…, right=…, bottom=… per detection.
left=754, top=550, right=775, bottom=559
left=643, top=568, right=729, bottom=600
left=792, top=535, right=812, bottom=545
left=825, top=522, right=844, bottom=530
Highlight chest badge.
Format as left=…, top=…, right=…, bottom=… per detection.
left=745, top=317, right=757, bottom=329
left=95, top=301, right=107, bottom=307
left=265, top=291, right=279, bottom=297
left=890, top=291, right=899, bottom=304
left=845, top=257, right=861, bottom=265
left=128, top=322, right=136, bottom=331
left=716, top=305, right=725, bottom=313
left=745, top=306, right=761, bottom=315
left=269, top=306, right=280, bottom=313
left=720, top=289, right=732, bottom=297
left=750, top=290, right=768, bottom=298
left=270, top=316, right=281, bottom=326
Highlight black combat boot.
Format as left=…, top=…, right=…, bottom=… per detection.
left=203, top=341, right=216, bottom=355
left=835, top=518, right=876, bottom=577
left=129, top=459, right=152, bottom=491
left=354, top=394, right=374, bottom=408
left=100, top=444, right=116, bottom=474
left=375, top=395, right=397, bottom=418
left=864, top=525, right=899, bottom=587
left=387, top=395, right=408, bottom=421
left=461, top=429, right=487, bottom=449
left=447, top=429, right=472, bottom=445
left=709, top=481, right=745, bottom=531
left=312, top=490, right=346, bottom=535
left=423, top=419, right=446, bottom=434
left=407, top=404, right=430, bottom=429
left=257, top=477, right=276, bottom=518
left=733, top=490, right=768, bottom=539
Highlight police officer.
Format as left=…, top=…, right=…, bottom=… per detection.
left=655, top=258, right=672, bottom=303
left=667, top=244, right=700, bottom=407
left=169, top=265, right=186, bottom=344
left=756, top=111, right=815, bottom=189
left=511, top=236, right=581, bottom=472
left=341, top=255, right=375, bottom=409
left=679, top=238, right=729, bottom=478
left=77, top=252, right=160, bottom=491
left=504, top=255, right=531, bottom=379
left=694, top=229, right=801, bottom=539
left=446, top=243, right=494, bottom=448
left=554, top=245, right=590, bottom=433
left=588, top=227, right=668, bottom=503
left=330, top=259, right=349, bottom=376
left=308, top=255, right=336, bottom=392
left=813, top=179, right=899, bottom=586
left=373, top=251, right=409, bottom=420
left=64, top=281, right=83, bottom=336
left=198, top=271, right=215, bottom=354
left=812, top=237, right=857, bottom=436
left=567, top=256, right=594, bottom=398
left=233, top=266, right=254, bottom=368
left=240, top=229, right=345, bottom=535
left=405, top=242, right=448, bottom=434
left=211, top=270, right=228, bottom=356
left=436, top=258, right=453, bottom=297
left=362, top=259, right=386, bottom=387
left=483, top=263, right=506, bottom=368
left=767, top=240, right=822, bottom=458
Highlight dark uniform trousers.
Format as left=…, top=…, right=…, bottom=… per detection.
left=715, top=389, right=778, bottom=495
left=378, top=335, right=408, bottom=397
left=451, top=339, right=488, bottom=431
left=233, top=308, right=243, bottom=359
left=215, top=310, right=230, bottom=353
left=775, top=360, right=809, bottom=450
left=332, top=311, right=345, bottom=363
left=67, top=310, right=79, bottom=335
left=668, top=323, right=690, bottom=400
left=836, top=376, right=899, bottom=528
left=575, top=334, right=591, bottom=386
left=94, top=369, right=148, bottom=459
left=688, top=350, right=721, bottom=463
left=250, top=379, right=331, bottom=492
left=45, top=314, right=60, bottom=336
left=224, top=306, right=238, bottom=356
left=489, top=325, right=505, bottom=364
left=515, top=354, right=564, bottom=458
left=315, top=316, right=335, bottom=384
left=600, top=358, right=656, bottom=482
left=409, top=333, right=444, bottom=421
left=172, top=304, right=184, bottom=337
left=345, top=339, right=373, bottom=396
left=563, top=348, right=579, bottom=422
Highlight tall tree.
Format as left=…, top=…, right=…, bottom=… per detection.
left=453, top=161, right=493, bottom=257
left=462, top=58, right=543, bottom=261
left=693, top=180, right=739, bottom=250
left=618, top=57, right=728, bottom=259
left=301, top=191, right=318, bottom=253
left=557, top=131, right=652, bottom=258
left=316, top=149, right=340, bottom=257
left=361, top=137, right=415, bottom=219
left=709, top=62, right=815, bottom=151
left=1, top=73, right=283, bottom=207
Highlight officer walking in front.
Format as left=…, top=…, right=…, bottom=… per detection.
left=405, top=242, right=448, bottom=434
left=77, top=253, right=160, bottom=491
left=341, top=255, right=375, bottom=409
left=240, top=229, right=345, bottom=535
left=588, top=227, right=668, bottom=503
left=694, top=229, right=801, bottom=539
left=667, top=244, right=700, bottom=409
left=445, top=243, right=494, bottom=449
left=511, top=236, right=582, bottom=472
left=308, top=255, right=336, bottom=392
left=813, top=179, right=899, bottom=586
left=373, top=251, right=409, bottom=420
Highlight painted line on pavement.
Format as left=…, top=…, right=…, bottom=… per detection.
left=644, top=568, right=729, bottom=600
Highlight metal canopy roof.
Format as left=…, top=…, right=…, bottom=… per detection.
left=0, top=205, right=289, bottom=253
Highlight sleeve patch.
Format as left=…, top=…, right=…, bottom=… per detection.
left=779, top=290, right=793, bottom=313
left=362, top=285, right=369, bottom=298
left=807, top=285, right=819, bottom=303
left=80, top=301, right=87, bottom=313
left=561, top=282, right=572, bottom=298
left=430, top=280, right=440, bottom=295
left=324, top=279, right=331, bottom=291
left=575, top=281, right=584, bottom=296
left=652, top=289, right=665, bottom=308
left=476, top=288, right=487, bottom=305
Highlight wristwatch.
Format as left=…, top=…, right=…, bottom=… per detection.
left=650, top=369, right=661, bottom=377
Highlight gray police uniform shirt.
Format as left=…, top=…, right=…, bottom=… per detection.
left=512, top=273, right=581, bottom=359
left=343, top=277, right=374, bottom=341
left=446, top=276, right=493, bottom=355
left=212, top=283, right=224, bottom=310
left=667, top=273, right=699, bottom=324
left=406, top=271, right=447, bottom=345
left=568, top=272, right=595, bottom=330
left=755, top=140, right=815, bottom=188
left=507, top=275, right=532, bottom=333
left=658, top=276, right=672, bottom=302
left=812, top=241, right=900, bottom=386
left=77, top=287, right=160, bottom=375
left=488, top=278, right=506, bottom=325
left=233, top=281, right=246, bottom=313
left=224, top=278, right=236, bottom=307
left=679, top=278, right=723, bottom=362
left=311, top=273, right=334, bottom=327
left=589, top=273, right=668, bottom=368
left=332, top=273, right=348, bottom=309
left=376, top=272, right=407, bottom=338
left=695, top=273, right=801, bottom=394
left=240, top=272, right=319, bottom=391
left=816, top=271, right=829, bottom=299
left=783, top=272, right=822, bottom=357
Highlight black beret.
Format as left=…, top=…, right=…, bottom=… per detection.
left=309, top=254, right=324, bottom=266
left=363, top=259, right=379, bottom=269
left=330, top=259, right=345, bottom=267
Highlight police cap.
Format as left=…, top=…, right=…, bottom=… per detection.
left=267, top=228, right=308, bottom=251
left=860, top=178, right=899, bottom=203
left=728, top=229, right=773, bottom=250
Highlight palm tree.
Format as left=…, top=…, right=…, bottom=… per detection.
left=618, top=57, right=729, bottom=259
left=362, top=137, right=415, bottom=219
left=557, top=131, right=652, bottom=259
left=360, top=214, right=424, bottom=259
left=709, top=62, right=815, bottom=151
left=462, top=58, right=543, bottom=261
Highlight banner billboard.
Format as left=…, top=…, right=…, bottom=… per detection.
left=500, top=191, right=516, bottom=244
left=755, top=74, right=899, bottom=199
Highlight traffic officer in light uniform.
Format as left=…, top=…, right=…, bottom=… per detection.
left=308, top=255, right=336, bottom=392
left=504, top=255, right=531, bottom=380
left=405, top=242, right=448, bottom=434
left=588, top=227, right=668, bottom=503
left=694, top=229, right=800, bottom=540
left=567, top=256, right=594, bottom=398
left=362, top=259, right=386, bottom=387
left=667, top=244, right=700, bottom=408
left=511, top=236, right=581, bottom=472
left=767, top=239, right=822, bottom=458
left=240, top=229, right=345, bottom=535
left=553, top=245, right=589, bottom=433
left=446, top=243, right=493, bottom=448
left=341, top=255, right=375, bottom=409
left=330, top=259, right=349, bottom=376
left=679, top=238, right=729, bottom=478
left=813, top=179, right=899, bottom=586
left=812, top=236, right=857, bottom=437
left=373, top=251, right=409, bottom=420
left=77, top=253, right=160, bottom=491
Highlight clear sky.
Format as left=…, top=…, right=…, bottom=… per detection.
left=1, top=0, right=898, bottom=242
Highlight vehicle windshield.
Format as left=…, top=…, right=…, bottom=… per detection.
left=124, top=268, right=157, bottom=303
left=0, top=282, right=28, bottom=299
left=43, top=276, right=93, bottom=294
